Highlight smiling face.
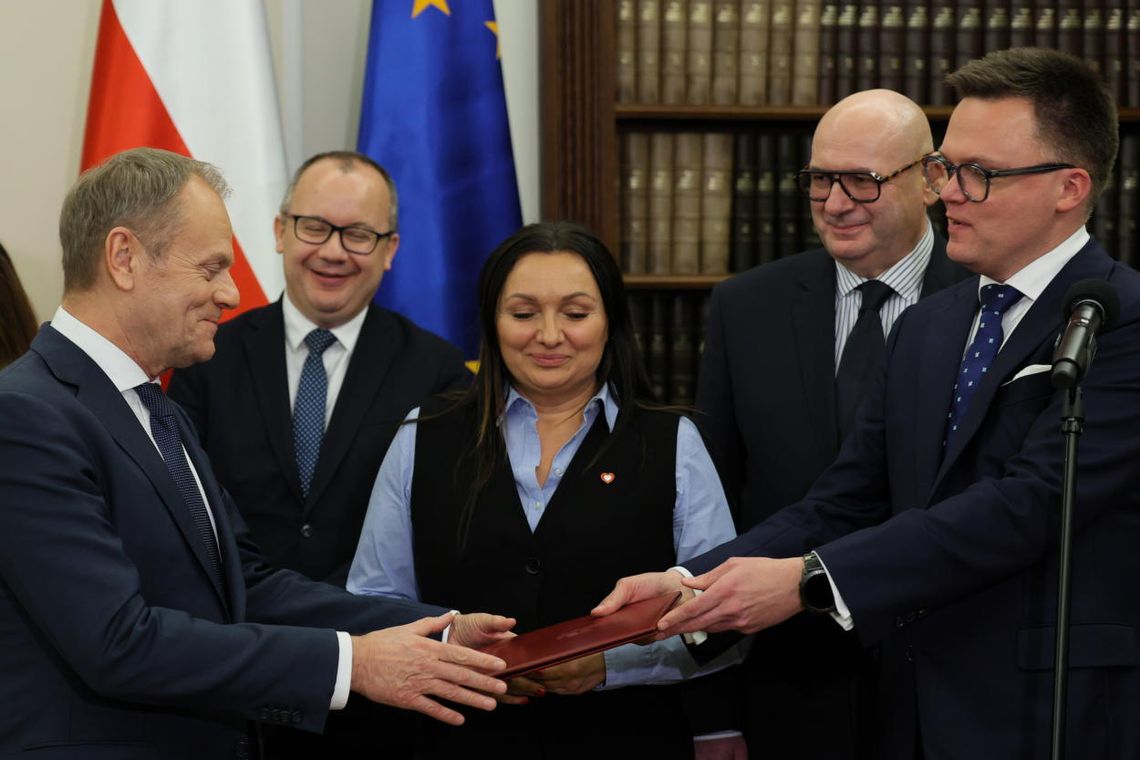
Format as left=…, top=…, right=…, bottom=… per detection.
left=496, top=252, right=609, bottom=407
left=808, top=91, right=935, bottom=278
left=276, top=158, right=397, bottom=328
left=127, top=176, right=239, bottom=376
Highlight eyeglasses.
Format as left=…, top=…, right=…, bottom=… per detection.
left=921, top=155, right=1077, bottom=203
left=284, top=213, right=394, bottom=255
left=795, top=157, right=925, bottom=203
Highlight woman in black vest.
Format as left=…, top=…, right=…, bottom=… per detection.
left=348, top=221, right=737, bottom=758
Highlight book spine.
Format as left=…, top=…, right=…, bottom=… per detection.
left=1117, top=133, right=1137, bottom=266
left=617, top=0, right=639, bottom=103
left=711, top=0, right=741, bottom=104
left=799, top=132, right=822, bottom=251
left=1083, top=0, right=1105, bottom=78
left=756, top=132, right=779, bottom=264
left=768, top=0, right=795, bottom=104
left=1104, top=0, right=1125, bottom=106
left=1034, top=0, right=1058, bottom=49
left=670, top=295, right=696, bottom=404
left=1128, top=0, right=1140, bottom=107
left=687, top=0, right=715, bottom=103
left=738, top=0, right=771, bottom=104
left=1009, top=0, right=1035, bottom=46
left=984, top=0, right=1011, bottom=51
left=856, top=0, right=881, bottom=91
left=700, top=132, right=735, bottom=274
left=638, top=0, right=663, bottom=103
left=956, top=0, right=983, bottom=70
left=672, top=132, right=705, bottom=275
left=819, top=2, right=840, bottom=105
left=621, top=132, right=651, bottom=274
left=904, top=0, right=930, bottom=104
left=731, top=132, right=759, bottom=272
left=1091, top=157, right=1118, bottom=260
left=776, top=130, right=802, bottom=259
left=661, top=0, right=689, bottom=104
left=928, top=4, right=956, bottom=105
left=648, top=293, right=669, bottom=401
left=648, top=132, right=675, bottom=274
left=793, top=0, right=823, bottom=105
left=1057, top=0, right=1084, bottom=56
left=879, top=2, right=906, bottom=93
left=628, top=292, right=648, bottom=359
left=836, top=3, right=860, bottom=100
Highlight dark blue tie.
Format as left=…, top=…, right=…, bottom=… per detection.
left=835, top=280, right=895, bottom=440
left=135, top=382, right=224, bottom=586
left=945, top=284, right=1024, bottom=445
left=294, top=328, right=336, bottom=497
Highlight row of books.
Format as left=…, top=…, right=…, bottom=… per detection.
left=1090, top=133, right=1140, bottom=267
left=617, top=0, right=1140, bottom=108
left=629, top=291, right=710, bottom=404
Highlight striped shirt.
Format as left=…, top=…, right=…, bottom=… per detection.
left=833, top=221, right=934, bottom=372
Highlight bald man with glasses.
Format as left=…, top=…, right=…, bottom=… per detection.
left=168, top=150, right=469, bottom=758
left=691, top=89, right=968, bottom=759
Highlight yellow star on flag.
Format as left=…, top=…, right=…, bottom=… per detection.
left=484, top=20, right=502, bottom=59
left=411, top=0, right=450, bottom=19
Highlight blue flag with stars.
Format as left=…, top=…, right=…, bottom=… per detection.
left=358, top=0, right=522, bottom=357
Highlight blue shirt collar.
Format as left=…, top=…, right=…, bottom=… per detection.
left=501, top=382, right=619, bottom=432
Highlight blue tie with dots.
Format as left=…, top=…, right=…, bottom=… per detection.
left=294, top=328, right=337, bottom=497
left=135, top=382, right=224, bottom=587
left=945, top=284, right=1023, bottom=445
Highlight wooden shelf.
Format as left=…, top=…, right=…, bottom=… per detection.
left=617, top=105, right=1140, bottom=123
left=623, top=274, right=731, bottom=289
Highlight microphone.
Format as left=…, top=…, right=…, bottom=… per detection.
left=1051, top=279, right=1120, bottom=390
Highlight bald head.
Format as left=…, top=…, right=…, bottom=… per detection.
left=805, top=89, right=936, bottom=279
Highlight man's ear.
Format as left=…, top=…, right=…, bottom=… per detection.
left=1054, top=167, right=1093, bottom=215
left=274, top=215, right=286, bottom=253
left=382, top=233, right=399, bottom=272
left=105, top=227, right=142, bottom=291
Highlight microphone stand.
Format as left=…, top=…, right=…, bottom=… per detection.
left=1050, top=381, right=1083, bottom=760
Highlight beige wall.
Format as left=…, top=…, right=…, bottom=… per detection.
left=0, top=0, right=540, bottom=320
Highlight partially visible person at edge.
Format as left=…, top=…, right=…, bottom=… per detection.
left=0, top=241, right=38, bottom=369
left=348, top=220, right=744, bottom=759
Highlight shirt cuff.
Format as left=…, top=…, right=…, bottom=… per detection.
left=814, top=553, right=855, bottom=631
left=668, top=565, right=707, bottom=646
left=330, top=631, right=352, bottom=710
left=441, top=609, right=459, bottom=643
left=695, top=731, right=745, bottom=740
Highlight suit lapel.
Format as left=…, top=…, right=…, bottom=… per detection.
left=919, top=235, right=965, bottom=298
left=242, top=302, right=302, bottom=501
left=306, top=306, right=398, bottom=508
left=37, top=330, right=233, bottom=609
left=791, top=254, right=840, bottom=450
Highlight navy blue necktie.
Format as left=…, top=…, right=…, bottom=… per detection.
left=294, top=328, right=337, bottom=497
left=835, top=280, right=895, bottom=440
left=135, top=382, right=224, bottom=586
left=945, top=283, right=1024, bottom=445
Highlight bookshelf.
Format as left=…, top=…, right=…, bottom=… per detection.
left=539, top=0, right=1140, bottom=402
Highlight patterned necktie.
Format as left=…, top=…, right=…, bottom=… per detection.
left=294, top=328, right=337, bottom=497
left=134, top=382, right=224, bottom=587
left=945, top=283, right=1024, bottom=445
left=835, top=280, right=895, bottom=440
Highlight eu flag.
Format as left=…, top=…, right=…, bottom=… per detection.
left=358, top=0, right=522, bottom=357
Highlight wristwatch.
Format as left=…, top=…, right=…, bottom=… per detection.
left=800, top=551, right=836, bottom=614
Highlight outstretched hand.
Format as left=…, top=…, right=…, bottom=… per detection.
left=350, top=612, right=510, bottom=726
left=591, top=570, right=690, bottom=624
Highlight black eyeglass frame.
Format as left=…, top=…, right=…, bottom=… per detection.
left=283, top=213, right=395, bottom=255
left=921, top=155, right=1077, bottom=203
left=795, top=157, right=926, bottom=204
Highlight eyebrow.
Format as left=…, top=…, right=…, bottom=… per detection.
left=502, top=291, right=598, bottom=302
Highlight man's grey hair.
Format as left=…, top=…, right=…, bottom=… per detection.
left=60, top=147, right=229, bottom=292
left=279, top=150, right=398, bottom=232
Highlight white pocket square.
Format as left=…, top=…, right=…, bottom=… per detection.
left=1002, top=363, right=1053, bottom=386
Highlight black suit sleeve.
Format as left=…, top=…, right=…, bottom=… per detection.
left=695, top=284, right=745, bottom=522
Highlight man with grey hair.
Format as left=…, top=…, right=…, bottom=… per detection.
left=0, top=147, right=512, bottom=759
left=167, top=149, right=468, bottom=756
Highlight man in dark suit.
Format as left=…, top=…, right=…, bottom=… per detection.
left=599, top=49, right=1140, bottom=759
left=694, top=89, right=968, bottom=758
left=0, top=148, right=512, bottom=759
left=169, top=151, right=468, bottom=588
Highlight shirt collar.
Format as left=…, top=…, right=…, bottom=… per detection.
left=501, top=382, right=619, bottom=432
left=50, top=306, right=153, bottom=390
left=835, top=220, right=934, bottom=301
left=978, top=227, right=1090, bottom=304
left=282, top=294, right=367, bottom=354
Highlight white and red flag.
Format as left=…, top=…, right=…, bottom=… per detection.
left=82, top=0, right=287, bottom=315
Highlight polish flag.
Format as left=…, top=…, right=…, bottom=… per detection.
left=81, top=0, right=287, bottom=315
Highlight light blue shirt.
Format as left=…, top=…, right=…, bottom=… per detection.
left=348, top=383, right=739, bottom=688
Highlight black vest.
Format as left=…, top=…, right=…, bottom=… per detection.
left=409, top=396, right=694, bottom=759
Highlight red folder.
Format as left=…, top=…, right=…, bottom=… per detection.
left=478, top=592, right=682, bottom=679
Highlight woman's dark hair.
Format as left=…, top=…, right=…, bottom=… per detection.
left=0, top=242, right=38, bottom=369
left=450, top=220, right=654, bottom=543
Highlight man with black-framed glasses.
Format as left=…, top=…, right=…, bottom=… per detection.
left=169, top=150, right=468, bottom=758
left=693, top=89, right=968, bottom=759
left=601, top=48, right=1140, bottom=760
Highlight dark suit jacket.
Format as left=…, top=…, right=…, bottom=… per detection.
left=689, top=240, right=1140, bottom=759
left=0, top=327, right=442, bottom=759
left=168, top=301, right=468, bottom=586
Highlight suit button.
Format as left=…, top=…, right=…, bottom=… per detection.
left=300, top=523, right=314, bottom=539
left=524, top=557, right=541, bottom=575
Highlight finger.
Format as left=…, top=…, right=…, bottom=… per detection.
left=680, top=573, right=713, bottom=591
left=434, top=642, right=507, bottom=675
left=591, top=582, right=631, bottom=616
left=495, top=692, right=530, bottom=705
left=406, top=694, right=465, bottom=726
left=657, top=590, right=716, bottom=631
left=506, top=675, right=546, bottom=697
left=426, top=679, right=500, bottom=713
left=428, top=659, right=510, bottom=695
